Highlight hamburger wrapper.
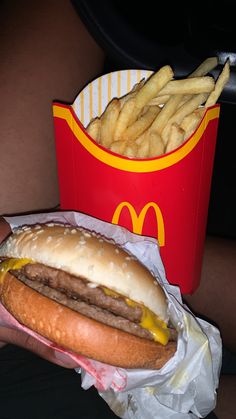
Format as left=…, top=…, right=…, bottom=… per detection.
left=2, top=211, right=222, bottom=419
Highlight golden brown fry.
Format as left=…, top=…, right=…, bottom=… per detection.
left=149, top=57, right=218, bottom=105
left=119, top=78, right=146, bottom=108
left=147, top=95, right=170, bottom=106
left=127, top=65, right=174, bottom=125
left=148, top=95, right=183, bottom=134
left=165, top=124, right=185, bottom=153
left=136, top=136, right=150, bottom=158
left=85, top=56, right=229, bottom=160
left=100, top=98, right=120, bottom=147
left=148, top=131, right=165, bottom=157
left=205, top=59, right=230, bottom=107
left=180, top=108, right=205, bottom=139
left=113, top=98, right=135, bottom=141
left=135, top=66, right=174, bottom=108
left=189, top=57, right=218, bottom=77
left=158, top=76, right=215, bottom=96
left=123, top=105, right=161, bottom=141
left=109, top=140, right=127, bottom=155
left=161, top=93, right=207, bottom=145
left=167, top=93, right=208, bottom=125
left=86, top=117, right=101, bottom=142
left=123, top=141, right=139, bottom=158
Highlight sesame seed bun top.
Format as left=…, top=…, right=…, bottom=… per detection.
left=0, top=223, right=168, bottom=322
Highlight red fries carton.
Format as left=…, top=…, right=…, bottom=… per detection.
left=53, top=70, right=220, bottom=294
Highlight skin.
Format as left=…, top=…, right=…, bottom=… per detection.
left=184, top=235, right=236, bottom=353
left=0, top=0, right=104, bottom=367
left=0, top=0, right=104, bottom=214
left=184, top=236, right=236, bottom=419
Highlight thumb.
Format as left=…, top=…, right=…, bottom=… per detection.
left=0, top=326, right=78, bottom=368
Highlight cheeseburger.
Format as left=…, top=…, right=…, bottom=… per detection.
left=0, top=223, right=177, bottom=369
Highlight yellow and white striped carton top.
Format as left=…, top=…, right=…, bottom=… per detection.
left=72, top=69, right=152, bottom=128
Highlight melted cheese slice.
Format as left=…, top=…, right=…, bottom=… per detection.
left=0, top=258, right=32, bottom=283
left=103, top=286, right=169, bottom=345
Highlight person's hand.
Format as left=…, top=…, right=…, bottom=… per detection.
left=0, top=216, right=78, bottom=368
left=0, top=325, right=78, bottom=368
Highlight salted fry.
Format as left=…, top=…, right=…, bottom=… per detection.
left=189, top=57, right=218, bottom=77
left=147, top=95, right=170, bottom=106
left=85, top=57, right=230, bottom=159
left=161, top=93, right=207, bottom=145
left=86, top=117, right=101, bottom=143
left=109, top=140, right=127, bottom=155
left=149, top=57, right=218, bottom=105
left=123, top=105, right=161, bottom=141
left=119, top=78, right=145, bottom=108
left=148, top=131, right=165, bottom=157
left=136, top=135, right=150, bottom=158
left=135, top=66, right=174, bottom=109
left=165, top=124, right=185, bottom=153
left=180, top=109, right=205, bottom=140
left=167, top=93, right=208, bottom=125
left=123, top=142, right=139, bottom=158
left=127, top=65, right=174, bottom=125
left=113, top=98, right=135, bottom=141
left=158, top=76, right=215, bottom=96
left=149, top=95, right=184, bottom=134
left=100, top=98, right=120, bottom=147
left=205, top=59, right=230, bottom=107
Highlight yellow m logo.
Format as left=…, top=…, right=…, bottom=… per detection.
left=112, top=201, right=165, bottom=246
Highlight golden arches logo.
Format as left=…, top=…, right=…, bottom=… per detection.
left=112, top=202, right=165, bottom=246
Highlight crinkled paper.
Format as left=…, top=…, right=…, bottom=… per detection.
left=3, top=211, right=222, bottom=418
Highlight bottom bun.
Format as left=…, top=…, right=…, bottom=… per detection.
left=0, top=273, right=177, bottom=369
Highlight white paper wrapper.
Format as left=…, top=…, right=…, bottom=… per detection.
left=3, top=211, right=222, bottom=418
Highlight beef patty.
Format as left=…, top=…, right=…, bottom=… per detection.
left=11, top=263, right=157, bottom=341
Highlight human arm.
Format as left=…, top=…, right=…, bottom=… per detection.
left=184, top=234, right=236, bottom=353
left=0, top=0, right=104, bottom=366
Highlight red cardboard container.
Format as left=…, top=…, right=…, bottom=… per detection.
left=53, top=70, right=220, bottom=294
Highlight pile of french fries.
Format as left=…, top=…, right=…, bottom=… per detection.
left=86, top=57, right=230, bottom=159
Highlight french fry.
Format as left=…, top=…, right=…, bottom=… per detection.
left=148, top=131, right=165, bottom=157
left=205, top=59, right=230, bottom=107
left=86, top=117, right=101, bottom=143
left=161, top=93, right=207, bottom=145
left=147, top=95, right=170, bottom=106
left=85, top=57, right=230, bottom=159
left=123, top=105, right=161, bottom=141
left=136, top=135, right=150, bottom=158
left=165, top=124, right=185, bottom=153
left=100, top=98, right=120, bottom=147
left=148, top=95, right=184, bottom=134
left=119, top=78, right=146, bottom=108
left=158, top=76, right=215, bottom=96
left=189, top=57, right=218, bottom=77
left=123, top=142, right=139, bottom=158
left=180, top=108, right=205, bottom=140
left=128, top=65, right=174, bottom=125
left=113, top=98, right=135, bottom=141
left=166, top=93, right=208, bottom=126
left=149, top=57, right=218, bottom=105
left=135, top=66, right=174, bottom=108
left=109, top=140, right=127, bottom=155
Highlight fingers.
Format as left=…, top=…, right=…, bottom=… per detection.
left=0, top=326, right=78, bottom=368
